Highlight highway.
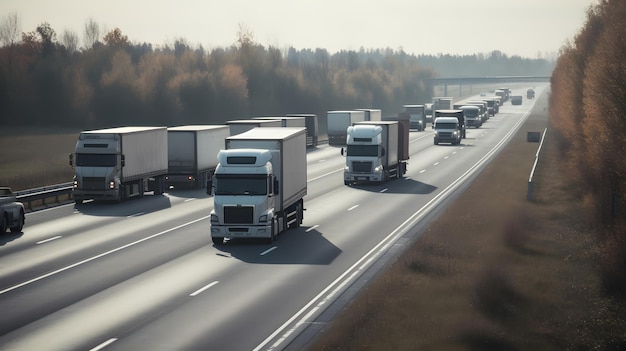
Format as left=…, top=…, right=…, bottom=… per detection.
left=0, top=83, right=547, bottom=351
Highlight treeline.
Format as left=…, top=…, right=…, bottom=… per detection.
left=417, top=51, right=555, bottom=77
left=550, top=0, right=625, bottom=295
left=0, top=17, right=555, bottom=130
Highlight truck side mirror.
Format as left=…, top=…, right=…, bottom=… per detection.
left=206, top=178, right=213, bottom=195
left=380, top=147, right=385, bottom=157
left=121, top=154, right=125, bottom=167
left=273, top=178, right=279, bottom=195
left=340, top=147, right=345, bottom=156
left=69, top=153, right=73, bottom=167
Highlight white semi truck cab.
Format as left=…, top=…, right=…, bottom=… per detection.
left=433, top=117, right=462, bottom=145
left=210, top=149, right=278, bottom=243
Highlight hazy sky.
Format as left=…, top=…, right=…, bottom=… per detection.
left=2, top=0, right=596, bottom=58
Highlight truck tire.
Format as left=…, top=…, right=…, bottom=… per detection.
left=75, top=199, right=83, bottom=205
left=1, top=214, right=7, bottom=233
left=212, top=236, right=224, bottom=245
left=10, top=210, right=24, bottom=233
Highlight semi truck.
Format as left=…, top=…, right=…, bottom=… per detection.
left=285, top=113, right=319, bottom=147
left=165, top=125, right=230, bottom=189
left=356, top=108, right=382, bottom=121
left=226, top=119, right=282, bottom=136
left=342, top=120, right=408, bottom=185
left=403, top=104, right=426, bottom=131
left=433, top=109, right=465, bottom=145
left=209, top=127, right=307, bottom=245
left=459, top=105, right=482, bottom=128
left=253, top=116, right=306, bottom=128
left=0, top=187, right=25, bottom=233
left=326, top=110, right=366, bottom=146
left=69, top=126, right=168, bottom=203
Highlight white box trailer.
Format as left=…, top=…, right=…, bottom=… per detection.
left=226, top=119, right=282, bottom=136
left=70, top=126, right=168, bottom=203
left=285, top=113, right=319, bottom=147
left=210, top=127, right=307, bottom=244
left=166, top=125, right=230, bottom=189
left=357, top=108, right=382, bottom=121
left=253, top=116, right=306, bottom=127
left=326, top=110, right=366, bottom=146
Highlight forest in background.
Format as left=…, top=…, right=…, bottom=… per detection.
left=550, top=0, right=625, bottom=295
left=0, top=16, right=554, bottom=130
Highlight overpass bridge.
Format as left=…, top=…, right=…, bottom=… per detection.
left=423, top=76, right=551, bottom=96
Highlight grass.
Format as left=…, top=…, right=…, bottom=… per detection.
left=309, top=92, right=626, bottom=350
left=0, top=127, right=80, bottom=190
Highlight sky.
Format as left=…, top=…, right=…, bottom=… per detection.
left=2, top=0, right=596, bottom=58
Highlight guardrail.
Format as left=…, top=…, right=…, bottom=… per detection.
left=16, top=182, right=73, bottom=211
left=527, top=128, right=548, bottom=201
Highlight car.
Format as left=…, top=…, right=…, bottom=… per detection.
left=0, top=187, right=25, bottom=233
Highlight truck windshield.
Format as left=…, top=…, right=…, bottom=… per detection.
left=435, top=123, right=457, bottom=129
left=463, top=109, right=479, bottom=117
left=214, top=174, right=267, bottom=195
left=346, top=145, right=378, bottom=157
left=76, top=153, right=116, bottom=167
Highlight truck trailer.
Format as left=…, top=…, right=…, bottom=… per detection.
left=403, top=104, right=426, bottom=131
left=165, top=125, right=230, bottom=189
left=69, top=126, right=168, bottom=203
left=226, top=119, right=282, bottom=136
left=285, top=113, right=319, bottom=147
left=326, top=110, right=366, bottom=146
left=342, top=119, right=408, bottom=185
left=210, top=127, right=307, bottom=245
left=356, top=108, right=382, bottom=122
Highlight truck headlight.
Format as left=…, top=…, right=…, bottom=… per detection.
left=73, top=180, right=79, bottom=189
left=259, top=214, right=268, bottom=223
left=210, top=214, right=219, bottom=223
left=109, top=181, right=115, bottom=189
left=374, top=165, right=383, bottom=172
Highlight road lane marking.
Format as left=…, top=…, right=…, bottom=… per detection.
left=306, top=225, right=319, bottom=232
left=190, top=281, right=219, bottom=297
left=261, top=247, right=277, bottom=256
left=444, top=156, right=449, bottom=159
left=36, top=236, right=62, bottom=244
left=318, top=159, right=326, bottom=163
left=419, top=169, right=426, bottom=174
left=380, top=188, right=388, bottom=193
left=184, top=198, right=196, bottom=202
left=0, top=216, right=210, bottom=296
left=127, top=212, right=145, bottom=218
left=89, top=338, right=117, bottom=351
left=347, top=205, right=359, bottom=211
left=433, top=162, right=440, bottom=166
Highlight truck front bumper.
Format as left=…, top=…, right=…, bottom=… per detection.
left=73, top=189, right=119, bottom=201
left=210, top=224, right=272, bottom=239
left=344, top=172, right=383, bottom=183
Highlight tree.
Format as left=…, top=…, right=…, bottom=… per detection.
left=83, top=18, right=101, bottom=49
left=36, top=22, right=56, bottom=56
left=0, top=12, right=19, bottom=47
left=61, top=29, right=79, bottom=54
left=103, top=28, right=129, bottom=48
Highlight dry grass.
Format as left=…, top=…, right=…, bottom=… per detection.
left=310, top=93, right=626, bottom=350
left=0, top=127, right=80, bottom=190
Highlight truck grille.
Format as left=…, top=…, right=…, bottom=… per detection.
left=352, top=161, right=372, bottom=173
left=438, top=132, right=453, bottom=138
left=224, top=206, right=254, bottom=224
left=82, top=177, right=105, bottom=190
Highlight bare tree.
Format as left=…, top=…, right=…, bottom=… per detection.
left=61, top=29, right=79, bottom=53
left=0, top=12, right=20, bottom=47
left=83, top=18, right=100, bottom=49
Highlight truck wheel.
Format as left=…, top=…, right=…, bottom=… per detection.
left=212, top=236, right=224, bottom=245
left=75, top=199, right=83, bottom=205
left=434, top=140, right=439, bottom=145
left=10, top=210, right=24, bottom=233
left=1, top=215, right=7, bottom=233
left=344, top=180, right=350, bottom=186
